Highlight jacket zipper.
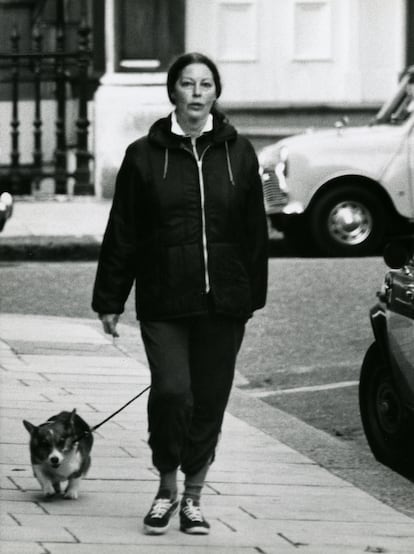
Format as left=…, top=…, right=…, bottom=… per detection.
left=191, top=138, right=211, bottom=294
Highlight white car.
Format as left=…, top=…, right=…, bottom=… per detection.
left=259, top=66, right=414, bottom=256
left=0, top=192, right=13, bottom=232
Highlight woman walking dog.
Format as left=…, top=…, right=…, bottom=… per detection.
left=92, top=52, right=268, bottom=535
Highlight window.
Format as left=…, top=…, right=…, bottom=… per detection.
left=117, top=0, right=185, bottom=71
left=293, top=0, right=332, bottom=61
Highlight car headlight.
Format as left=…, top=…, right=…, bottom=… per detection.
left=279, top=145, right=289, bottom=164
left=275, top=146, right=288, bottom=192
left=0, top=192, right=13, bottom=218
left=259, top=145, right=290, bottom=212
left=259, top=146, right=289, bottom=185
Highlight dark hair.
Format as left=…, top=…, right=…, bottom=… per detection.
left=166, top=52, right=222, bottom=104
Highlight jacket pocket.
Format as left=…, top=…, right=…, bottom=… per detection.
left=136, top=240, right=161, bottom=298
left=162, top=243, right=204, bottom=295
left=209, top=243, right=252, bottom=314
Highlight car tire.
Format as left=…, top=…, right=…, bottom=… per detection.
left=282, top=215, right=315, bottom=256
left=359, top=342, right=414, bottom=472
left=310, top=185, right=386, bottom=256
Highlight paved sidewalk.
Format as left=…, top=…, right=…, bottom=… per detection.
left=1, top=198, right=111, bottom=238
left=0, top=198, right=285, bottom=259
left=0, top=198, right=111, bottom=260
left=1, top=313, right=414, bottom=553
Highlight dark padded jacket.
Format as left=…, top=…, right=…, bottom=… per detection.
left=92, top=113, right=268, bottom=321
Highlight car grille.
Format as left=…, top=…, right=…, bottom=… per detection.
left=261, top=168, right=288, bottom=213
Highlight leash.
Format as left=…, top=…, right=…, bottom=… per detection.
left=74, top=384, right=151, bottom=442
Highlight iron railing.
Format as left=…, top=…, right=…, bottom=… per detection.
left=0, top=14, right=94, bottom=195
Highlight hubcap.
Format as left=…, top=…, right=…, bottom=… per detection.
left=328, top=201, right=372, bottom=245
left=376, top=381, right=402, bottom=434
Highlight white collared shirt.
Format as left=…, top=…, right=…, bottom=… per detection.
left=171, top=111, right=213, bottom=137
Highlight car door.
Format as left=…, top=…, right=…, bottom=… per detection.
left=409, top=114, right=414, bottom=217
left=407, top=82, right=414, bottom=217
left=387, top=259, right=414, bottom=397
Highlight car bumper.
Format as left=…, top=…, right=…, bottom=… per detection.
left=266, top=198, right=305, bottom=231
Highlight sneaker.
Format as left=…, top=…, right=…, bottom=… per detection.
left=179, top=497, right=210, bottom=535
left=143, top=492, right=178, bottom=535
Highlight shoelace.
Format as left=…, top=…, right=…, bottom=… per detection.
left=149, top=498, right=172, bottom=519
left=182, top=499, right=203, bottom=522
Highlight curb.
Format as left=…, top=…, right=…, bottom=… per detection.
left=0, top=236, right=293, bottom=261
left=0, top=235, right=101, bottom=261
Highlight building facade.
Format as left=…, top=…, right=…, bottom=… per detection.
left=0, top=0, right=412, bottom=197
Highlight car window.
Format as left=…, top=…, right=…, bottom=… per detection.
left=391, top=83, right=414, bottom=123
left=374, top=74, right=414, bottom=125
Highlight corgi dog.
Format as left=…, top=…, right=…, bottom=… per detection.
left=23, top=409, right=93, bottom=500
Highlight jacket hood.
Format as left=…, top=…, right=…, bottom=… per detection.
left=148, top=111, right=238, bottom=149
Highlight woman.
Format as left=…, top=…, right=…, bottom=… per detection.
left=92, top=52, right=268, bottom=536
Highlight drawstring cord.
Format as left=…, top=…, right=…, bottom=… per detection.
left=163, top=148, right=169, bottom=179
left=225, top=141, right=235, bottom=186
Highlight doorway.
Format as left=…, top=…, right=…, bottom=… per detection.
left=116, top=0, right=185, bottom=71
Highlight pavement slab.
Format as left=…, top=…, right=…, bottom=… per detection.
left=1, top=312, right=414, bottom=553
left=1, top=199, right=111, bottom=239
left=40, top=546, right=266, bottom=554
left=0, top=543, right=47, bottom=554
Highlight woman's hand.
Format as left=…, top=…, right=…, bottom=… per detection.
left=99, top=314, right=120, bottom=337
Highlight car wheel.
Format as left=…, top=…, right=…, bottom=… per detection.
left=359, top=342, right=414, bottom=472
left=310, top=185, right=386, bottom=256
left=282, top=215, right=315, bottom=256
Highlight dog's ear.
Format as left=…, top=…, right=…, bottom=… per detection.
left=69, top=409, right=77, bottom=426
left=23, top=420, right=36, bottom=434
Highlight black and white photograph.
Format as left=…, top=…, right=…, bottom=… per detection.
left=1, top=1, right=414, bottom=552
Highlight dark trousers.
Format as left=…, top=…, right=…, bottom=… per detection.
left=140, top=314, right=245, bottom=476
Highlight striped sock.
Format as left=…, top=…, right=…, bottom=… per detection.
left=183, top=462, right=210, bottom=504
left=158, top=469, right=178, bottom=500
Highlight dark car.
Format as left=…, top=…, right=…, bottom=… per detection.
left=359, top=237, right=414, bottom=472
left=0, top=192, right=13, bottom=232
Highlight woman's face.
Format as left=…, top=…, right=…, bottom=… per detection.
left=172, top=63, right=217, bottom=122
